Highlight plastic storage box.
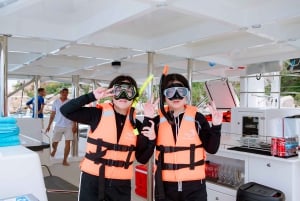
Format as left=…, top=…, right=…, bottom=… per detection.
left=237, top=182, right=285, bottom=201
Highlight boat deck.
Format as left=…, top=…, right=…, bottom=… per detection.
left=41, top=134, right=147, bottom=201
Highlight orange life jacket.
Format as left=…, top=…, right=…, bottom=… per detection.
left=80, top=103, right=137, bottom=180
left=155, top=105, right=205, bottom=182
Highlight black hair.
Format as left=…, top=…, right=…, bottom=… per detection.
left=159, top=73, right=190, bottom=125
left=109, top=75, right=139, bottom=128
left=60, top=88, right=68, bottom=92
left=38, top=88, right=45, bottom=93
left=162, top=73, right=190, bottom=91
left=108, top=75, right=139, bottom=99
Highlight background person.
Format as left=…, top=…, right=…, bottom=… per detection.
left=26, top=87, right=46, bottom=118
left=60, top=75, right=155, bottom=201
left=143, top=73, right=223, bottom=201
left=46, top=88, right=76, bottom=166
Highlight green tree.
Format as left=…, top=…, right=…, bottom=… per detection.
left=191, top=82, right=206, bottom=106
left=79, top=84, right=92, bottom=94
left=43, top=82, right=71, bottom=95
left=281, top=63, right=300, bottom=105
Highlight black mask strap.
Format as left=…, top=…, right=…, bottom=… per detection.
left=159, top=66, right=174, bottom=125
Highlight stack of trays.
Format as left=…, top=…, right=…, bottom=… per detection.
left=0, top=117, right=20, bottom=147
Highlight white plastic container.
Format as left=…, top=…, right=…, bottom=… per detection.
left=0, top=145, right=47, bottom=201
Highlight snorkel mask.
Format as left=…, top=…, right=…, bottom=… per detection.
left=163, top=83, right=189, bottom=100
left=159, top=66, right=191, bottom=125
left=113, top=82, right=137, bottom=100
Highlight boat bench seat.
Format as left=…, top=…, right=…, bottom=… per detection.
left=42, top=165, right=78, bottom=201
left=44, top=175, right=78, bottom=201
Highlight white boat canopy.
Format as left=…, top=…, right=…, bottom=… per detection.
left=1, top=0, right=300, bottom=84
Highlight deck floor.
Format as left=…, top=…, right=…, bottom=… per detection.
left=42, top=134, right=147, bottom=201
left=43, top=161, right=147, bottom=201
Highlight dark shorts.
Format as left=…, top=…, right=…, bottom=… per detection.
left=155, top=179, right=207, bottom=201
left=79, top=172, right=131, bottom=201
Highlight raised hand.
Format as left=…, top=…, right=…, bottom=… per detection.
left=207, top=101, right=223, bottom=126
left=141, top=120, right=156, bottom=140
left=143, top=97, right=159, bottom=118
left=93, top=87, right=114, bottom=100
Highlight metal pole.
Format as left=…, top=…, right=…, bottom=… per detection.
left=71, top=75, right=80, bottom=157
left=147, top=52, right=154, bottom=201
left=92, top=79, right=97, bottom=107
left=0, top=35, right=8, bottom=117
left=187, top=58, right=193, bottom=105
left=33, top=75, right=40, bottom=118
left=8, top=77, right=35, bottom=97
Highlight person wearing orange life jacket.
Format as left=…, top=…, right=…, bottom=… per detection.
left=60, top=75, right=155, bottom=201
left=143, top=73, right=223, bottom=201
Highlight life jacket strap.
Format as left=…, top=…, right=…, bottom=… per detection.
left=156, top=144, right=203, bottom=153
left=98, top=165, right=105, bottom=200
left=154, top=144, right=205, bottom=200
left=154, top=157, right=204, bottom=199
left=87, top=137, right=136, bottom=151
left=190, top=144, right=195, bottom=170
left=156, top=144, right=203, bottom=170
left=85, top=153, right=134, bottom=168
left=90, top=144, right=135, bottom=200
left=156, top=159, right=205, bottom=170
left=124, top=145, right=135, bottom=169
left=155, top=151, right=165, bottom=200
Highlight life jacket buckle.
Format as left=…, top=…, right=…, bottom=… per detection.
left=107, top=159, right=113, bottom=166
left=174, top=164, right=178, bottom=170
left=124, top=161, right=130, bottom=169
left=165, top=163, right=178, bottom=170
left=159, top=145, right=164, bottom=152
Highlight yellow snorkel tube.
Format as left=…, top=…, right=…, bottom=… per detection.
left=129, top=74, right=154, bottom=135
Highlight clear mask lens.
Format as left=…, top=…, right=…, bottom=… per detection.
left=113, top=84, right=136, bottom=100
left=163, top=87, right=189, bottom=99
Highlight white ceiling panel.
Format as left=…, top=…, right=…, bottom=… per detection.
left=58, top=44, right=143, bottom=61
left=8, top=52, right=42, bottom=66
left=30, top=55, right=107, bottom=69
left=1, top=0, right=300, bottom=84
left=8, top=37, right=70, bottom=53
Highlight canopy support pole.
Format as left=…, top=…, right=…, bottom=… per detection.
left=187, top=58, right=194, bottom=105
left=71, top=75, right=80, bottom=157
left=0, top=35, right=8, bottom=117
left=147, top=52, right=154, bottom=201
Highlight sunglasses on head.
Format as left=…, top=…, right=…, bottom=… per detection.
left=163, top=86, right=189, bottom=99
left=113, top=83, right=137, bottom=100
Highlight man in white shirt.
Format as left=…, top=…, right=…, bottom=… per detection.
left=46, top=88, right=76, bottom=166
